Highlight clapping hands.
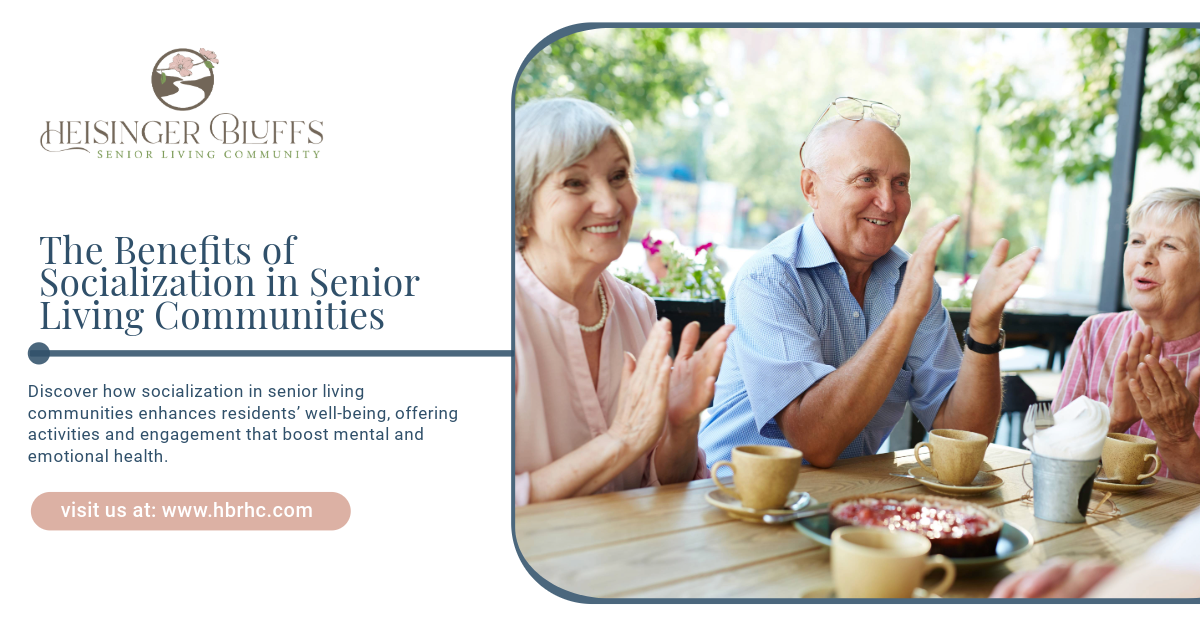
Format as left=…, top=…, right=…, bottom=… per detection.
left=968, top=238, right=1040, bottom=333
left=668, top=321, right=735, bottom=429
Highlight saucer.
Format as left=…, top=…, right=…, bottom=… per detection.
left=1094, top=476, right=1157, bottom=493
left=705, top=489, right=810, bottom=523
left=794, top=515, right=1033, bottom=572
left=798, top=585, right=939, bottom=599
left=907, top=467, right=1003, bottom=496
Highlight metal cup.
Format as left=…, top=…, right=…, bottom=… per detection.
left=1031, top=453, right=1099, bottom=523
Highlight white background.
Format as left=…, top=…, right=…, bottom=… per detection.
left=1, top=1, right=1194, bottom=625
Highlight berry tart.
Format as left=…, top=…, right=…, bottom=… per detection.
left=829, top=494, right=1003, bottom=558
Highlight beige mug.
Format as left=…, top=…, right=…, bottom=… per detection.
left=711, top=445, right=804, bottom=510
left=913, top=428, right=989, bottom=486
left=831, top=527, right=956, bottom=598
left=1102, top=433, right=1161, bottom=485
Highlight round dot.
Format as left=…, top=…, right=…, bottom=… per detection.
left=64, top=300, right=69, bottom=305
left=204, top=267, right=210, bottom=272
left=101, top=267, right=107, bottom=272
left=93, top=300, right=99, bottom=305
left=316, top=300, right=322, bottom=305
left=374, top=267, right=380, bottom=272
left=268, top=267, right=274, bottom=273
left=341, top=300, right=346, bottom=305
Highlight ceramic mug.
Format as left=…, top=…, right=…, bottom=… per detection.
left=1101, top=433, right=1161, bottom=485
left=831, top=527, right=956, bottom=598
left=711, top=445, right=804, bottom=510
left=913, top=428, right=989, bottom=486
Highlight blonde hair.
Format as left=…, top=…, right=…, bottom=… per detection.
left=513, top=98, right=635, bottom=250
left=1127, top=187, right=1200, bottom=237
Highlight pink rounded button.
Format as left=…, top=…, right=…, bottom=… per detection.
left=32, top=492, right=350, bottom=530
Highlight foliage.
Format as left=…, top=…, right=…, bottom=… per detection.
left=978, top=28, right=1200, bottom=182
left=515, top=29, right=713, bottom=125
left=942, top=292, right=972, bottom=309
left=615, top=242, right=726, bottom=301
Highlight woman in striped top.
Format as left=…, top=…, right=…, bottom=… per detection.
left=1054, top=188, right=1200, bottom=483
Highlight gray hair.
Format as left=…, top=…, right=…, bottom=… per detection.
left=514, top=98, right=635, bottom=249
left=1128, top=187, right=1200, bottom=240
left=803, top=117, right=903, bottom=176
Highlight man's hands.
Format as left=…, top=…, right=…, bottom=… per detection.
left=668, top=322, right=735, bottom=430
left=896, top=216, right=959, bottom=320
left=968, top=239, right=1040, bottom=343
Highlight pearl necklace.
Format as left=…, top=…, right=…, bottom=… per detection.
left=579, top=279, right=608, bottom=333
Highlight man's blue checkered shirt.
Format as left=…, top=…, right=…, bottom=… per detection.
left=699, top=213, right=962, bottom=466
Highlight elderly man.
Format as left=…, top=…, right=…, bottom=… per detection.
left=700, top=98, right=1039, bottom=468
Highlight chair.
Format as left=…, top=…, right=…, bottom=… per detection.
left=905, top=374, right=1040, bottom=450
left=998, top=374, right=1040, bottom=448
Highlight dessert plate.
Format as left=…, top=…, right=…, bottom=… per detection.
left=705, top=489, right=810, bottom=523
left=1093, top=476, right=1156, bottom=493
left=906, top=467, right=1004, bottom=496
left=793, top=514, right=1033, bottom=570
left=798, top=585, right=940, bottom=599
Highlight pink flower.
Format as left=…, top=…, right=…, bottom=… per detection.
left=199, top=48, right=219, bottom=64
left=641, top=234, right=663, bottom=256
left=171, top=54, right=194, bottom=77
left=960, top=273, right=971, bottom=286
left=695, top=242, right=713, bottom=255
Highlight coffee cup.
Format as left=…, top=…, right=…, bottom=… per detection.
left=831, top=527, right=956, bottom=598
left=913, top=428, right=989, bottom=486
left=1101, top=433, right=1161, bottom=485
left=711, top=445, right=804, bottom=510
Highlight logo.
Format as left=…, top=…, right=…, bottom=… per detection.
left=151, top=48, right=219, bottom=111
left=41, top=47, right=325, bottom=159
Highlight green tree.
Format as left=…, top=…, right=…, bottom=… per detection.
left=515, top=28, right=714, bottom=124
left=979, top=28, right=1200, bottom=182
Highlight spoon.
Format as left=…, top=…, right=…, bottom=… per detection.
left=755, top=492, right=811, bottom=524
left=762, top=493, right=829, bottom=524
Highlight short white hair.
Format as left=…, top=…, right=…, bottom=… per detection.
left=514, top=98, right=635, bottom=250
left=1128, top=187, right=1200, bottom=240
left=803, top=117, right=903, bottom=175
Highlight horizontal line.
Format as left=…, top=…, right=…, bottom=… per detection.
left=35, top=350, right=512, bottom=358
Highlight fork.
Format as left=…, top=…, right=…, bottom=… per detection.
left=1022, top=402, right=1053, bottom=451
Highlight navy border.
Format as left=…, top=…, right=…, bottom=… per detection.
left=509, top=21, right=1200, bottom=605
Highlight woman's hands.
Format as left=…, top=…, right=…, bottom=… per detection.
left=1111, top=327, right=1161, bottom=432
left=667, top=322, right=735, bottom=430
left=607, top=319, right=674, bottom=457
left=1128, top=350, right=1200, bottom=446
left=990, top=558, right=1116, bottom=598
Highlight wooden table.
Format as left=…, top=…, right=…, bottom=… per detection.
left=515, top=445, right=1200, bottom=598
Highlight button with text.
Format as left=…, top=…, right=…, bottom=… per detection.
left=32, top=492, right=350, bottom=530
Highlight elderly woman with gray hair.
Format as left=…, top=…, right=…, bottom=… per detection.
left=513, top=98, right=734, bottom=505
left=1054, top=187, right=1200, bottom=483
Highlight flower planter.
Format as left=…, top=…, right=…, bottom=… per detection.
left=652, top=297, right=726, bottom=354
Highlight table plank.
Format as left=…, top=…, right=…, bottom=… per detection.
left=627, top=487, right=1200, bottom=599
left=515, top=445, right=1200, bottom=599
left=517, top=451, right=928, bottom=558
left=527, top=516, right=821, bottom=597
left=948, top=492, right=1200, bottom=597
left=517, top=451, right=924, bottom=517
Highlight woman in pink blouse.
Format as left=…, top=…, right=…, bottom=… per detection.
left=514, top=98, right=734, bottom=505
left=1054, top=187, right=1200, bottom=483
